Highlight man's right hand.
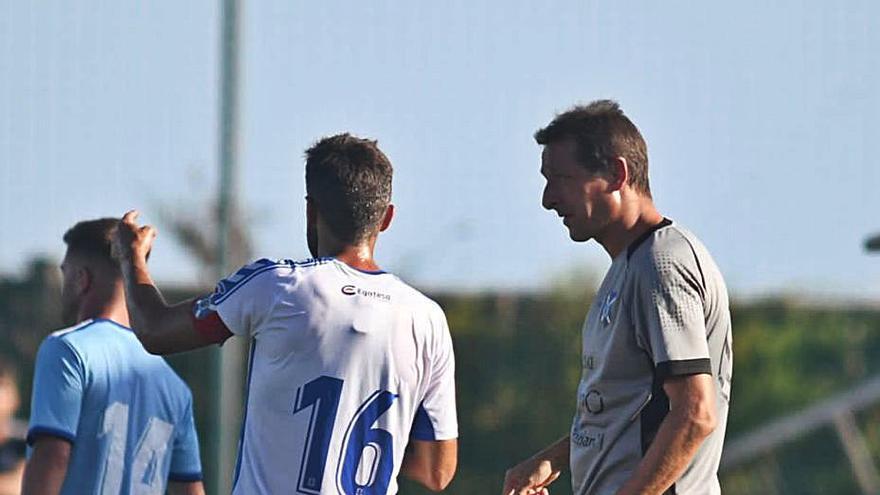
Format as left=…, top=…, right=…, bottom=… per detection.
left=111, top=210, right=156, bottom=265
left=502, top=457, right=559, bottom=495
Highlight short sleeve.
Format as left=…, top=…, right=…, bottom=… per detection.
left=27, top=337, right=85, bottom=445
left=194, top=258, right=291, bottom=338
left=633, top=249, right=712, bottom=382
left=411, top=310, right=458, bottom=441
left=168, top=395, right=203, bottom=482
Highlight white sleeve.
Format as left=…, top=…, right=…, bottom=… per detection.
left=411, top=309, right=458, bottom=441
left=202, top=258, right=291, bottom=337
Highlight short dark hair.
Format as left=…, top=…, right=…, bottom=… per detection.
left=63, top=218, right=120, bottom=271
left=305, top=133, right=393, bottom=243
left=535, top=100, right=651, bottom=196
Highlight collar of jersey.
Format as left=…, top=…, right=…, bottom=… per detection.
left=90, top=318, right=134, bottom=332
left=330, top=257, right=387, bottom=275
left=625, top=217, right=673, bottom=260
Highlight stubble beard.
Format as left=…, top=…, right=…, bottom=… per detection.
left=307, top=222, right=319, bottom=258
left=60, top=297, right=79, bottom=327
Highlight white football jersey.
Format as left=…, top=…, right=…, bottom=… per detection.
left=198, top=257, right=458, bottom=495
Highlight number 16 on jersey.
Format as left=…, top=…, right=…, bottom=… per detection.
left=293, top=376, right=397, bottom=495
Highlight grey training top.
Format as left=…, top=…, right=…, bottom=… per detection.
left=570, top=219, right=733, bottom=495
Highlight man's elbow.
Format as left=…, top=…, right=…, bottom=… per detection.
left=688, top=399, right=718, bottom=439
left=423, top=467, right=456, bottom=492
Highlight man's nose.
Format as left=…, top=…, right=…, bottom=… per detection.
left=542, top=185, right=555, bottom=211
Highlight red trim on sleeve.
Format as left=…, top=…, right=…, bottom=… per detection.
left=191, top=304, right=233, bottom=345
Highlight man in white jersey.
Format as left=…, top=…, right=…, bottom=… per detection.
left=503, top=101, right=732, bottom=495
left=111, top=134, right=458, bottom=494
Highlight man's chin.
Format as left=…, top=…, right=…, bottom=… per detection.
left=567, top=229, right=592, bottom=243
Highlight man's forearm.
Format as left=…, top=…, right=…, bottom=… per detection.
left=615, top=409, right=713, bottom=495
left=119, top=259, right=170, bottom=345
left=118, top=258, right=212, bottom=354
left=534, top=435, right=570, bottom=471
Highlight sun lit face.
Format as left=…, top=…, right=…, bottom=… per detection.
left=540, top=139, right=615, bottom=243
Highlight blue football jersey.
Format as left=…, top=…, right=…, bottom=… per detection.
left=27, top=318, right=202, bottom=494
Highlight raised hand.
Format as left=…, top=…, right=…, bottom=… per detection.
left=112, top=210, right=157, bottom=264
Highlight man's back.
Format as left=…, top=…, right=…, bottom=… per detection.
left=200, top=257, right=457, bottom=495
left=28, top=319, right=202, bottom=494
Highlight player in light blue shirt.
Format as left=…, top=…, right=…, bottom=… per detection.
left=23, top=219, right=204, bottom=495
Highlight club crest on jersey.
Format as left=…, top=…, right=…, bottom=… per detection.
left=599, top=290, right=618, bottom=326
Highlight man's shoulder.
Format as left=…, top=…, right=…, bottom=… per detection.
left=627, top=221, right=708, bottom=266
left=47, top=319, right=97, bottom=340
left=210, top=257, right=328, bottom=304
left=39, top=319, right=108, bottom=359
left=45, top=318, right=135, bottom=349
left=367, top=271, right=444, bottom=315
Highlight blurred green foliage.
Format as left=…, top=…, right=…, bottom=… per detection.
left=3, top=260, right=880, bottom=494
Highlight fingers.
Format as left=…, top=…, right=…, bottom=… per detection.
left=121, top=209, right=140, bottom=225
left=542, top=471, right=560, bottom=486
left=503, top=472, right=556, bottom=495
left=503, top=480, right=542, bottom=495
left=113, top=210, right=157, bottom=263
left=515, top=487, right=545, bottom=495
left=141, top=224, right=158, bottom=239
left=118, top=210, right=157, bottom=238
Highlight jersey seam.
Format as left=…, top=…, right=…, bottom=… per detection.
left=678, top=232, right=708, bottom=300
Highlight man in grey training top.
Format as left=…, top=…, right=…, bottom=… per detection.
left=502, top=100, right=733, bottom=495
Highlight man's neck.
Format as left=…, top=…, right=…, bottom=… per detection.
left=596, top=202, right=665, bottom=259
left=78, top=288, right=131, bottom=328
left=320, top=241, right=381, bottom=273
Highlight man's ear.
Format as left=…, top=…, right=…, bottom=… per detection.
left=379, top=204, right=394, bottom=232
left=76, top=266, right=92, bottom=296
left=608, top=157, right=629, bottom=192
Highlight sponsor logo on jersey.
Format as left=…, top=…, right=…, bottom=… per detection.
left=340, top=284, right=391, bottom=302
left=571, top=428, right=604, bottom=449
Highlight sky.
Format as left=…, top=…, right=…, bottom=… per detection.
left=2, top=1, right=880, bottom=300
